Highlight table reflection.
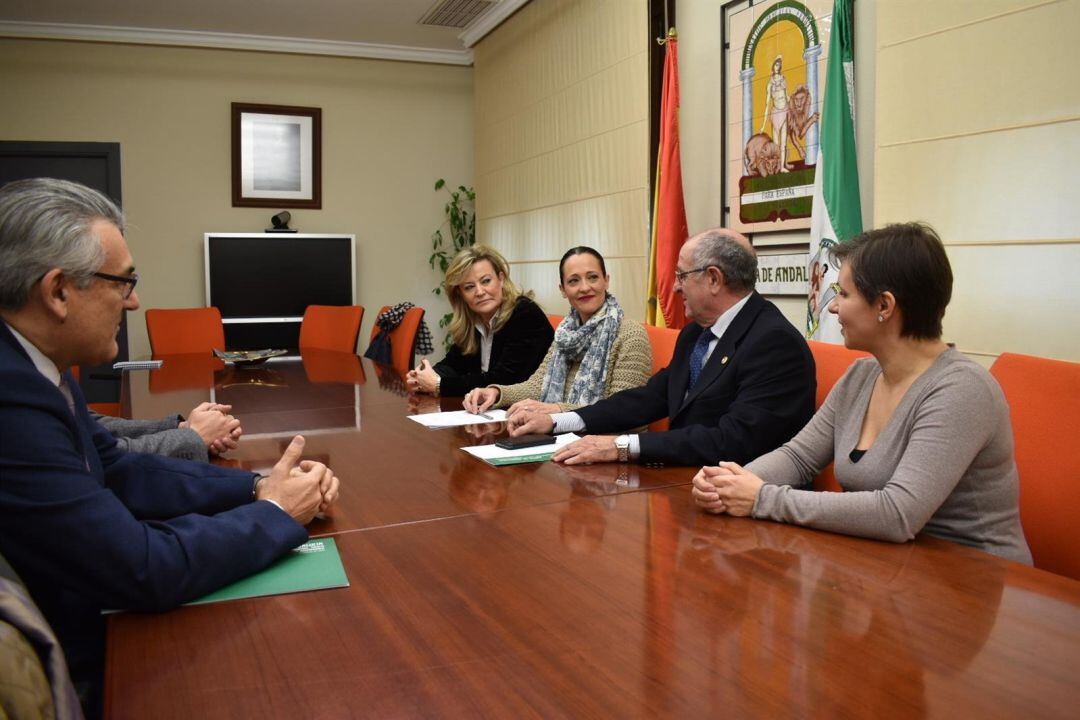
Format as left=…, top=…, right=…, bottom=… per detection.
left=127, top=351, right=366, bottom=437
left=651, top=504, right=1007, bottom=716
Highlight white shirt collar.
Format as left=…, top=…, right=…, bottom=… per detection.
left=4, top=321, right=63, bottom=387
left=705, top=292, right=752, bottom=342
left=474, top=321, right=494, bottom=372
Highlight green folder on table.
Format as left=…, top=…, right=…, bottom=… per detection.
left=186, top=537, right=349, bottom=606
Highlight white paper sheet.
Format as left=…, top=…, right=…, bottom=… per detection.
left=461, top=433, right=581, bottom=466
left=407, top=409, right=508, bottom=428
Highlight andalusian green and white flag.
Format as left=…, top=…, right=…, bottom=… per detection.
left=806, top=0, right=862, bottom=342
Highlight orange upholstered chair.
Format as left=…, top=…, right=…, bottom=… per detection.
left=807, top=340, right=871, bottom=492
left=369, top=305, right=426, bottom=373
left=644, top=324, right=679, bottom=432
left=299, top=305, right=364, bottom=353
left=145, top=307, right=225, bottom=356
left=990, top=352, right=1080, bottom=580
left=547, top=314, right=564, bottom=331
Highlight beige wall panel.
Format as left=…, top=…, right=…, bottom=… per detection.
left=679, top=0, right=725, bottom=234
left=473, top=0, right=646, bottom=127
left=474, top=0, right=651, bottom=335
left=874, top=121, right=1080, bottom=241
left=877, top=0, right=1060, bottom=46
left=511, top=256, right=648, bottom=323
left=480, top=121, right=648, bottom=218
left=877, top=0, right=1079, bottom=145
left=772, top=296, right=808, bottom=334
left=479, top=190, right=649, bottom=261
left=477, top=52, right=647, bottom=176
left=943, top=243, right=1080, bottom=361
left=1, top=39, right=473, bottom=358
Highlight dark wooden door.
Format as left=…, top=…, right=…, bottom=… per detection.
left=0, top=141, right=126, bottom=402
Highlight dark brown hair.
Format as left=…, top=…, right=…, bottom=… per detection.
left=558, top=246, right=607, bottom=283
left=831, top=222, right=953, bottom=340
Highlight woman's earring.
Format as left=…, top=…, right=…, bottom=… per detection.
left=877, top=314, right=884, bottom=322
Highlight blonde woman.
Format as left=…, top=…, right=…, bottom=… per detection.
left=407, top=245, right=553, bottom=396
left=462, top=246, right=651, bottom=416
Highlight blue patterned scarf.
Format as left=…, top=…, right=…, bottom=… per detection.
left=540, top=294, right=622, bottom=405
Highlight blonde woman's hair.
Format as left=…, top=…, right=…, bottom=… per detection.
left=444, top=244, right=528, bottom=355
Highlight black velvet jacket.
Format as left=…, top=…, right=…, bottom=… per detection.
left=434, top=296, right=554, bottom=397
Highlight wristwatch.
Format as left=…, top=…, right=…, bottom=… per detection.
left=614, top=435, right=631, bottom=463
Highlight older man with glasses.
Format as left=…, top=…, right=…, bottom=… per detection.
left=0, top=178, right=340, bottom=719
left=508, top=227, right=816, bottom=467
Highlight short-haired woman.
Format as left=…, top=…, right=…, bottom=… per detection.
left=692, top=223, right=1031, bottom=563
left=407, top=245, right=553, bottom=396
left=462, top=246, right=652, bottom=416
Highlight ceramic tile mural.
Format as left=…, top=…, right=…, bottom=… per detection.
left=725, top=0, right=833, bottom=233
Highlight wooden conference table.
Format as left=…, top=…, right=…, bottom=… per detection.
left=106, top=352, right=1080, bottom=718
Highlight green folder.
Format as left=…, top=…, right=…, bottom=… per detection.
left=186, top=537, right=349, bottom=606
left=483, top=451, right=556, bottom=466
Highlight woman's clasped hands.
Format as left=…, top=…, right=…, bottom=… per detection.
left=691, top=462, right=765, bottom=517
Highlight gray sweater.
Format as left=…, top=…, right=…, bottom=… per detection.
left=749, top=348, right=1032, bottom=564
left=91, top=412, right=209, bottom=462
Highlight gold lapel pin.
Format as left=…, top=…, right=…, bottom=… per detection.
left=721, top=356, right=729, bottom=364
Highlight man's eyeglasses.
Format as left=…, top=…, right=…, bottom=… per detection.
left=674, top=266, right=711, bottom=284
left=92, top=271, right=138, bottom=299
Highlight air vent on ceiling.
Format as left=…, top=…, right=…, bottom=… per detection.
left=419, top=0, right=496, bottom=28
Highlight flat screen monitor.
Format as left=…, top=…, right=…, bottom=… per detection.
left=204, top=233, right=355, bottom=319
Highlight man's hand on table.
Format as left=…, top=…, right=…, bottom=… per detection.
left=552, top=435, right=620, bottom=465
left=507, top=410, right=554, bottom=437
left=256, top=436, right=340, bottom=524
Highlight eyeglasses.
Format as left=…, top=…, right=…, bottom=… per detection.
left=674, top=266, right=711, bottom=284
left=92, top=271, right=139, bottom=299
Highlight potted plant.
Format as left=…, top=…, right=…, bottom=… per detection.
left=428, top=179, right=476, bottom=350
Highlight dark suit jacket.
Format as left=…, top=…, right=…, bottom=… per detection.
left=0, top=323, right=307, bottom=704
left=575, top=292, right=816, bottom=466
left=434, top=296, right=554, bottom=396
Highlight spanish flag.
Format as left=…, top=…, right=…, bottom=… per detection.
left=646, top=29, right=689, bottom=329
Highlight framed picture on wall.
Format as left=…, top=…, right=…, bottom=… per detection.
left=231, top=103, right=322, bottom=209
left=722, top=0, right=833, bottom=234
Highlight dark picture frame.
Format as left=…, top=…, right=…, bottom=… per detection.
left=231, top=102, right=322, bottom=209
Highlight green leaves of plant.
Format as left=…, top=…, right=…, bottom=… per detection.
left=428, top=179, right=476, bottom=275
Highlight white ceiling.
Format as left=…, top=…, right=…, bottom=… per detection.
left=0, top=0, right=524, bottom=64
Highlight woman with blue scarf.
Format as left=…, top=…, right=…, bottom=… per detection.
left=463, top=247, right=652, bottom=416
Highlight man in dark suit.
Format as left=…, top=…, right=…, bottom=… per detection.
left=0, top=178, right=340, bottom=718
left=507, top=228, right=815, bottom=467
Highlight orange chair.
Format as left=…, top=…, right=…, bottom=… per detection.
left=70, top=365, right=120, bottom=417
left=644, top=324, right=679, bottom=432
left=807, top=340, right=871, bottom=492
left=644, top=324, right=679, bottom=376
left=299, top=305, right=364, bottom=353
left=990, top=352, right=1080, bottom=581
left=369, top=305, right=426, bottom=373
left=145, top=307, right=225, bottom=356
left=547, top=314, right=564, bottom=331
